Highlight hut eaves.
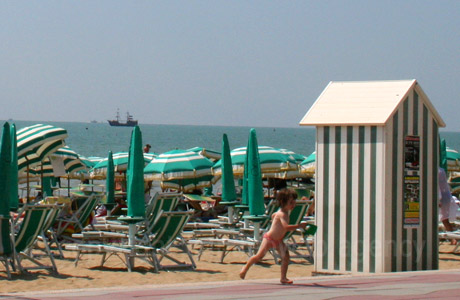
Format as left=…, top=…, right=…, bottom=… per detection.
left=299, top=80, right=445, bottom=127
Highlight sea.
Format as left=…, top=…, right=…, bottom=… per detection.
left=4, top=120, right=460, bottom=159
left=7, top=120, right=318, bottom=159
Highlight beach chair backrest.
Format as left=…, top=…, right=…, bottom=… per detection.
left=284, top=200, right=310, bottom=240
left=14, top=205, right=53, bottom=252
left=0, top=216, right=12, bottom=255
left=149, top=211, right=193, bottom=249
left=260, top=199, right=279, bottom=229
left=42, top=204, right=64, bottom=233
left=75, top=195, right=99, bottom=227
left=146, top=192, right=181, bottom=224
left=293, top=188, right=313, bottom=200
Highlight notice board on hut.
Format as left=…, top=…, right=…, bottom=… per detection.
left=299, top=80, right=445, bottom=275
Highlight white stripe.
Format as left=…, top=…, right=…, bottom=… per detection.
left=396, top=107, right=404, bottom=271
left=375, top=126, right=385, bottom=273
left=328, top=127, right=335, bottom=271
left=339, top=126, right=348, bottom=272
left=315, top=127, right=324, bottom=272
left=417, top=96, right=425, bottom=270
left=363, top=127, right=371, bottom=272
left=426, top=112, right=433, bottom=269
left=351, top=126, right=359, bottom=273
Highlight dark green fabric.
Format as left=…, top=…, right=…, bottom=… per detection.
left=221, top=134, right=237, bottom=202
left=105, top=151, right=115, bottom=207
left=247, top=128, right=265, bottom=216
left=42, top=176, right=53, bottom=197
left=440, top=138, right=447, bottom=173
left=150, top=211, right=191, bottom=249
left=0, top=122, right=12, bottom=216
left=9, top=124, right=18, bottom=211
left=126, top=126, right=145, bottom=218
left=14, top=205, right=49, bottom=252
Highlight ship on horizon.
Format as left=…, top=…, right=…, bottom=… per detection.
left=108, top=109, right=138, bottom=127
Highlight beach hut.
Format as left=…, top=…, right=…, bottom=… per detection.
left=299, top=80, right=445, bottom=274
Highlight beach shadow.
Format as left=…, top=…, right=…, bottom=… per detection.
left=4, top=271, right=93, bottom=282
left=89, top=266, right=153, bottom=274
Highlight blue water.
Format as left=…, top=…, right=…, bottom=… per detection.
left=7, top=120, right=317, bottom=158
left=5, top=120, right=460, bottom=159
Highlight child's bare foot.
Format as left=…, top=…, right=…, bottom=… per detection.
left=239, top=268, right=247, bottom=280
left=280, top=278, right=293, bottom=285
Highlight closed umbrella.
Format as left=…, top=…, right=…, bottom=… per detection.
left=118, top=126, right=145, bottom=249
left=219, top=134, right=239, bottom=223
left=243, top=128, right=267, bottom=241
left=10, top=124, right=18, bottom=211
left=440, top=139, right=447, bottom=173
left=0, top=122, right=12, bottom=257
left=105, top=151, right=116, bottom=216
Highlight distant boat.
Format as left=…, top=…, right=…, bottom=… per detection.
left=108, top=109, right=138, bottom=127
left=90, top=120, right=98, bottom=124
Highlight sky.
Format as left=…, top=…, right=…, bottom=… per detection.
left=0, top=1, right=459, bottom=130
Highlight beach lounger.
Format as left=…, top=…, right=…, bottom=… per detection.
left=0, top=215, right=13, bottom=279
left=56, top=194, right=99, bottom=240
left=11, top=204, right=58, bottom=274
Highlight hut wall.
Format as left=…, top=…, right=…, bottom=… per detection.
left=383, top=88, right=439, bottom=272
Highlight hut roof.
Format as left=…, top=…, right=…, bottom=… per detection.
left=299, top=79, right=445, bottom=127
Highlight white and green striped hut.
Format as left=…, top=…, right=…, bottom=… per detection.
left=300, top=80, right=445, bottom=274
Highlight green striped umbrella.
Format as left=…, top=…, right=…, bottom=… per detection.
left=246, top=129, right=265, bottom=216
left=300, top=151, right=316, bottom=175
left=187, top=147, right=221, bottom=161
left=447, top=146, right=460, bottom=172
left=144, top=149, right=214, bottom=182
left=91, top=151, right=155, bottom=179
left=10, top=124, right=19, bottom=211
left=278, top=148, right=306, bottom=163
left=17, top=124, right=68, bottom=173
left=160, top=175, right=216, bottom=192
left=28, top=146, right=88, bottom=178
left=213, top=145, right=297, bottom=177
left=0, top=122, right=12, bottom=256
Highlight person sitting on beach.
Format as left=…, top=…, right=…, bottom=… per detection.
left=239, top=188, right=307, bottom=285
left=143, top=144, right=151, bottom=153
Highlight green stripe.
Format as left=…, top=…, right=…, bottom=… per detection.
left=334, top=127, right=341, bottom=270
left=402, top=98, right=409, bottom=271
left=358, top=126, right=365, bottom=272
left=432, top=121, right=439, bottom=269
left=369, top=126, right=377, bottom=272
left=412, top=93, right=419, bottom=270
left=346, top=126, right=353, bottom=271
left=391, top=112, right=399, bottom=272
left=322, top=127, right=330, bottom=269
left=422, top=105, right=428, bottom=269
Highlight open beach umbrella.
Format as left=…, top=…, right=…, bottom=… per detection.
left=187, top=147, right=221, bottom=161
left=160, top=175, right=216, bottom=192
left=105, top=151, right=116, bottom=215
left=17, top=124, right=68, bottom=173
left=212, top=145, right=298, bottom=177
left=0, top=122, right=13, bottom=256
left=9, top=124, right=18, bottom=211
left=278, top=148, right=306, bottom=163
left=144, top=149, right=215, bottom=182
left=446, top=147, right=460, bottom=172
left=91, top=152, right=154, bottom=179
left=300, top=151, right=316, bottom=175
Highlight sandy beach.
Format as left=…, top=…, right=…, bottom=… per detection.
left=1, top=241, right=459, bottom=294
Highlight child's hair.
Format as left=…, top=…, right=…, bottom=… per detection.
left=276, top=188, right=298, bottom=208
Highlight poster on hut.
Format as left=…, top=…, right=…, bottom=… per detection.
left=403, top=135, right=420, bottom=228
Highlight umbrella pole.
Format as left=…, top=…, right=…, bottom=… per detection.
left=26, top=159, right=30, bottom=203
left=40, top=163, right=44, bottom=196
left=67, top=175, right=70, bottom=197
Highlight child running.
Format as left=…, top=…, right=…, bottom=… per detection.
left=239, top=188, right=307, bottom=284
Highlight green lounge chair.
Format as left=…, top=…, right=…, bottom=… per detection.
left=146, top=210, right=196, bottom=271
left=12, top=204, right=57, bottom=274
left=56, top=194, right=99, bottom=240
left=0, top=215, right=13, bottom=279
